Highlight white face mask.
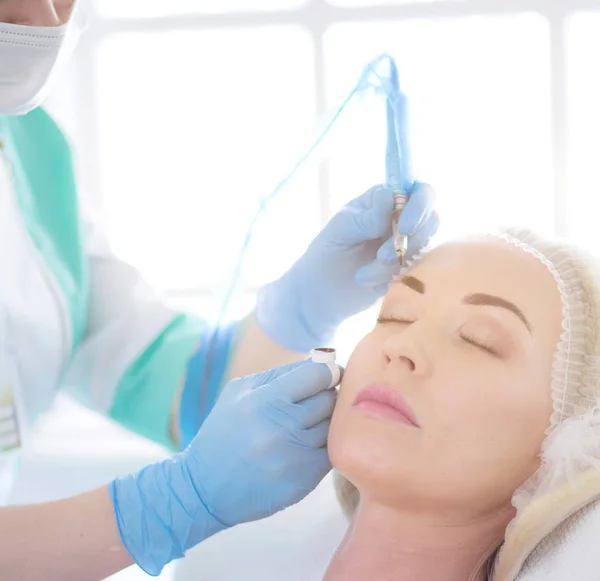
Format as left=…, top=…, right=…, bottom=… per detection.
left=0, top=3, right=84, bottom=116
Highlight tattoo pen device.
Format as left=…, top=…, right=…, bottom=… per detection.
left=392, top=192, right=409, bottom=265
left=380, top=55, right=413, bottom=266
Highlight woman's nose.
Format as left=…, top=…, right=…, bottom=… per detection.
left=381, top=324, right=430, bottom=377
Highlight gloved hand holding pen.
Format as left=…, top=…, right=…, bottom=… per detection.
left=255, top=182, right=439, bottom=353
left=110, top=359, right=340, bottom=576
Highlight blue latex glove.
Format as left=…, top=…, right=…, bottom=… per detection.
left=110, top=360, right=339, bottom=576
left=256, top=181, right=439, bottom=352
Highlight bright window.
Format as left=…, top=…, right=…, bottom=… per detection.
left=95, top=26, right=318, bottom=291
left=327, top=0, right=465, bottom=6
left=323, top=14, right=553, bottom=242
left=94, top=0, right=308, bottom=17
left=566, top=11, right=600, bottom=250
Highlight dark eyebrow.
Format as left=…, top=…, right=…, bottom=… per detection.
left=393, top=278, right=531, bottom=332
left=464, top=293, right=532, bottom=333
left=398, top=275, right=425, bottom=294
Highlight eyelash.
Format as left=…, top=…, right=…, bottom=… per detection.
left=377, top=316, right=412, bottom=325
left=376, top=317, right=499, bottom=357
left=459, top=335, right=499, bottom=356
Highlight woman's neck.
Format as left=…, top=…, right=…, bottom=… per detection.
left=323, top=500, right=511, bottom=581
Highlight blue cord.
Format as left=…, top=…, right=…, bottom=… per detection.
left=191, top=54, right=414, bottom=434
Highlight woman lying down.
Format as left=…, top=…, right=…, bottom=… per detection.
left=326, top=227, right=600, bottom=581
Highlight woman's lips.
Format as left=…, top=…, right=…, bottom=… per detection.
left=353, top=383, right=420, bottom=427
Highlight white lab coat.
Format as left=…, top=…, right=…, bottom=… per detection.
left=0, top=109, right=199, bottom=503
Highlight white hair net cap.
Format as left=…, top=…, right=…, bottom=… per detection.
left=489, top=228, right=600, bottom=580
left=333, top=227, right=600, bottom=581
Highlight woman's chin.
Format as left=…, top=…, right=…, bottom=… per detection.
left=330, top=443, right=413, bottom=502
left=329, top=417, right=418, bottom=480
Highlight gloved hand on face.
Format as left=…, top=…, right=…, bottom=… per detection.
left=256, top=182, right=439, bottom=352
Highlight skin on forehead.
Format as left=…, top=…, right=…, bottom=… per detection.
left=402, top=237, right=562, bottom=353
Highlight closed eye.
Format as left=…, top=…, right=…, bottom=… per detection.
left=378, top=318, right=501, bottom=356
left=460, top=334, right=498, bottom=356
left=377, top=316, right=415, bottom=325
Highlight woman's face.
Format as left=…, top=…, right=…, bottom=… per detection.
left=329, top=238, right=562, bottom=521
left=0, top=0, right=75, bottom=26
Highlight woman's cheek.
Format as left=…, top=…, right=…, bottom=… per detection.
left=338, top=335, right=379, bottom=405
